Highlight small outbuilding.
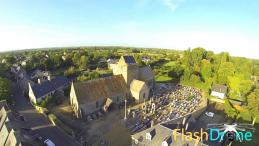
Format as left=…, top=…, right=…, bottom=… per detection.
left=211, top=84, right=227, bottom=99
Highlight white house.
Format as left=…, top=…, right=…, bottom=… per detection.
left=211, top=84, right=228, bottom=99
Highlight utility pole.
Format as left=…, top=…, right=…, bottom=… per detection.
left=124, top=99, right=127, bottom=120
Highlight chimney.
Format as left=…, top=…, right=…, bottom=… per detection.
left=47, top=75, right=51, bottom=81
left=150, top=120, right=154, bottom=127
left=185, top=122, right=189, bottom=131
left=146, top=129, right=156, bottom=140
left=38, top=78, right=41, bottom=84
left=162, top=136, right=172, bottom=146
left=182, top=117, right=186, bottom=125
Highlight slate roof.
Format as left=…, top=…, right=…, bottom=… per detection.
left=138, top=66, right=154, bottom=81
left=51, top=76, right=69, bottom=89
left=211, top=84, right=227, bottom=94
left=122, top=56, right=136, bottom=64
left=31, top=81, right=55, bottom=99
left=31, top=76, right=69, bottom=99
left=73, top=75, right=128, bottom=104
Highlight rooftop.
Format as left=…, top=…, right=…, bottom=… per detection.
left=73, top=75, right=128, bottom=104
left=130, top=79, right=146, bottom=92
left=122, top=56, right=136, bottom=64
left=212, top=84, right=227, bottom=94
left=31, top=76, right=69, bottom=99
left=131, top=124, right=207, bottom=146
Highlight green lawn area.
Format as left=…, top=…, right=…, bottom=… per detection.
left=155, top=75, right=172, bottom=83
left=164, top=61, right=176, bottom=67
left=96, top=69, right=112, bottom=74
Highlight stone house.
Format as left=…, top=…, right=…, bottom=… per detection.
left=28, top=76, right=70, bottom=104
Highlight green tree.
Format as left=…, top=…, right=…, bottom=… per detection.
left=217, top=62, right=235, bottom=84
left=228, top=75, right=241, bottom=99
left=79, top=55, right=89, bottom=70
left=246, top=89, right=259, bottom=118
left=191, top=48, right=207, bottom=66
left=0, top=77, right=10, bottom=101
left=64, top=66, right=77, bottom=77
left=239, top=80, right=253, bottom=97
left=168, top=64, right=184, bottom=82
left=200, top=59, right=212, bottom=81
left=224, top=99, right=238, bottom=119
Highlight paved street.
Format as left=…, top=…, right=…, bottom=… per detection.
left=10, top=81, right=79, bottom=146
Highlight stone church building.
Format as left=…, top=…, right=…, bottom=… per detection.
left=70, top=55, right=155, bottom=118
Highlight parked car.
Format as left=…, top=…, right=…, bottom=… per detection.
left=205, top=112, right=214, bottom=117
left=44, top=139, right=55, bottom=146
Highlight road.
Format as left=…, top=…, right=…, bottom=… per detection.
left=10, top=81, right=79, bottom=146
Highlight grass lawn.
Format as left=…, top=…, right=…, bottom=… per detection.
left=164, top=61, right=176, bottom=67
left=155, top=75, right=172, bottom=83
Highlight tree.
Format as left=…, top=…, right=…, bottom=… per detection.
left=246, top=89, right=259, bottom=118
left=79, top=55, right=89, bottom=70
left=64, top=66, right=77, bottom=77
left=72, top=53, right=80, bottom=66
left=217, top=62, right=235, bottom=85
left=191, top=48, right=207, bottom=66
left=168, top=64, right=184, bottom=82
left=200, top=59, right=212, bottom=81
left=239, top=80, right=253, bottom=97
left=228, top=75, right=241, bottom=99
left=224, top=99, right=238, bottom=119
left=0, top=77, right=10, bottom=101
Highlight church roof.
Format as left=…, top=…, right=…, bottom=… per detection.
left=73, top=75, right=128, bottom=104
left=138, top=66, right=154, bottom=81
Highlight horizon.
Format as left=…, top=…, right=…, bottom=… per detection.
left=2, top=45, right=258, bottom=60
left=0, top=0, right=259, bottom=59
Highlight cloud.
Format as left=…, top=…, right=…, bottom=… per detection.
left=162, top=0, right=185, bottom=12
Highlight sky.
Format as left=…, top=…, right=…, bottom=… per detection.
left=0, top=0, right=259, bottom=58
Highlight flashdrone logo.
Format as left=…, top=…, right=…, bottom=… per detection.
left=172, top=123, right=255, bottom=145
left=207, top=123, right=255, bottom=142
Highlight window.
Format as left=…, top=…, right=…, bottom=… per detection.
left=143, top=93, right=146, bottom=99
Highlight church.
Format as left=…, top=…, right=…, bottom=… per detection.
left=70, top=55, right=155, bottom=118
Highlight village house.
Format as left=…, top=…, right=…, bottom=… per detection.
left=28, top=76, right=69, bottom=104
left=0, top=106, right=27, bottom=146
left=70, top=75, right=129, bottom=118
left=131, top=123, right=208, bottom=146
left=107, top=58, right=118, bottom=70
left=210, top=84, right=228, bottom=99
left=10, top=65, right=34, bottom=93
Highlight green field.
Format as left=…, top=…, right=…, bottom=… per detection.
left=155, top=75, right=172, bottom=82
left=164, top=61, right=176, bottom=67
